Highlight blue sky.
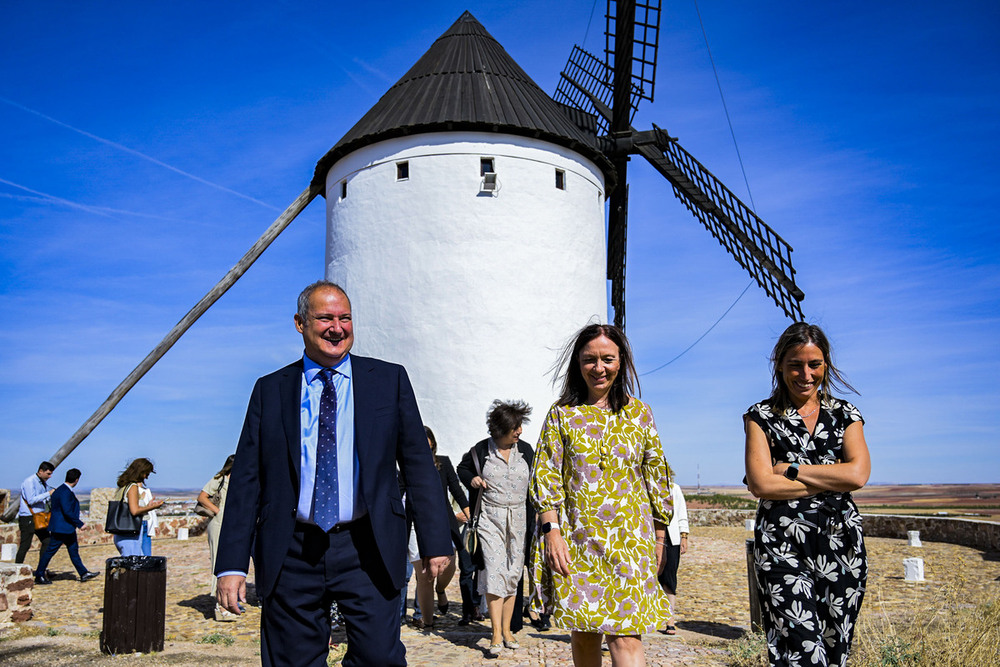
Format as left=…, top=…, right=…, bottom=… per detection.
left=2, top=1, right=997, bottom=490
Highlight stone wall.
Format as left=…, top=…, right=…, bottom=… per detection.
left=0, top=563, right=33, bottom=627
left=861, top=514, right=1000, bottom=552
left=0, top=514, right=210, bottom=547
left=688, top=509, right=1000, bottom=552
left=88, top=487, right=115, bottom=524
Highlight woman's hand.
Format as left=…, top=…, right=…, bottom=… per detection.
left=455, top=511, right=468, bottom=524
left=470, top=476, right=488, bottom=490
left=545, top=530, right=571, bottom=577
left=679, top=535, right=689, bottom=555
left=196, top=491, right=220, bottom=515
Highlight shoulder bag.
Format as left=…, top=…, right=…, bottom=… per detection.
left=105, top=483, right=142, bottom=536
left=460, top=444, right=486, bottom=569
left=29, top=504, right=50, bottom=531
left=195, top=476, right=225, bottom=517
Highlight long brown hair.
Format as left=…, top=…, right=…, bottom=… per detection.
left=214, top=454, right=236, bottom=480
left=424, top=426, right=441, bottom=470
left=555, top=324, right=638, bottom=413
left=116, top=458, right=155, bottom=488
left=769, top=322, right=857, bottom=414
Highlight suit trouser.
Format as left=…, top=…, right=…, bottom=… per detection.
left=16, top=516, right=50, bottom=565
left=36, top=531, right=88, bottom=578
left=261, top=518, right=405, bottom=667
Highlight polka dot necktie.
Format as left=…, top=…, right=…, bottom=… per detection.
left=313, top=368, right=339, bottom=531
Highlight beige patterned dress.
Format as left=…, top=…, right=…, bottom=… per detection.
left=530, top=399, right=673, bottom=634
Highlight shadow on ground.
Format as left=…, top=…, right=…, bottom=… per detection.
left=677, top=620, right=745, bottom=639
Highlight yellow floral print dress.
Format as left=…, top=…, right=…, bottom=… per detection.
left=529, top=399, right=674, bottom=634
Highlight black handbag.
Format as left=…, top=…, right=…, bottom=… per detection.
left=461, top=445, right=486, bottom=570
left=105, top=484, right=142, bottom=536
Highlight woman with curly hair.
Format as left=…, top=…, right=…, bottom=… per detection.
left=458, top=400, right=534, bottom=657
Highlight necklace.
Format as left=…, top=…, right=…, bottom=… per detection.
left=798, top=405, right=819, bottom=418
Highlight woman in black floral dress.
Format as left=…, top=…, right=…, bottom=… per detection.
left=744, top=323, right=871, bottom=667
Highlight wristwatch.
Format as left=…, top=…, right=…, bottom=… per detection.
left=784, top=462, right=800, bottom=481
left=542, top=521, right=559, bottom=534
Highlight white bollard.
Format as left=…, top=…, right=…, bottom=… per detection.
left=907, top=530, right=922, bottom=547
left=745, top=519, right=756, bottom=531
left=177, top=527, right=189, bottom=541
left=1, top=543, right=16, bottom=561
left=903, top=557, right=925, bottom=582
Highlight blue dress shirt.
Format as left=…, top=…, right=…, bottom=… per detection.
left=299, top=353, right=363, bottom=525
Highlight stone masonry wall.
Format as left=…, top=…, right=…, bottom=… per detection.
left=0, top=515, right=210, bottom=547
left=0, top=563, right=34, bottom=627
left=688, top=509, right=1000, bottom=552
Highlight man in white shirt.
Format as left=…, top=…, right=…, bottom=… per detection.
left=17, top=461, right=55, bottom=564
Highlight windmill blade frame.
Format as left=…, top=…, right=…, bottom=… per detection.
left=634, top=126, right=805, bottom=321
left=605, top=0, right=661, bottom=107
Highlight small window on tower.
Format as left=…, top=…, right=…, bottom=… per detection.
left=396, top=161, right=409, bottom=181
left=555, top=169, right=566, bottom=190
left=341, top=181, right=348, bottom=199
left=480, top=157, right=495, bottom=176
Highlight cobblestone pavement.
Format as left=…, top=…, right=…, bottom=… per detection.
left=2, top=526, right=997, bottom=665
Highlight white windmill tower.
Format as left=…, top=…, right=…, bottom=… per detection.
left=310, top=12, right=618, bottom=453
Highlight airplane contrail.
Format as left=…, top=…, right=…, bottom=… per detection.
left=0, top=95, right=281, bottom=212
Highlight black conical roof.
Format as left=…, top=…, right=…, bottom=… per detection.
left=311, top=11, right=614, bottom=191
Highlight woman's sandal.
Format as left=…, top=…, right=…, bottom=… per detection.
left=664, top=624, right=677, bottom=635
left=503, top=638, right=520, bottom=650
left=487, top=643, right=503, bottom=656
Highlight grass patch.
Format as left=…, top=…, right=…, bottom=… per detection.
left=726, top=631, right=767, bottom=666
left=852, top=581, right=1000, bottom=667
left=196, top=632, right=235, bottom=646
left=46, top=628, right=61, bottom=636
left=727, top=579, right=1000, bottom=667
left=692, top=493, right=758, bottom=510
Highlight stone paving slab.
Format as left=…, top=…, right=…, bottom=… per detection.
left=2, top=525, right=997, bottom=665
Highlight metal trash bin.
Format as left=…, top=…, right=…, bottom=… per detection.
left=100, top=555, right=167, bottom=654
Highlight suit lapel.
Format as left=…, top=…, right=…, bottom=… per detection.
left=279, top=361, right=304, bottom=483
left=351, top=356, right=376, bottom=490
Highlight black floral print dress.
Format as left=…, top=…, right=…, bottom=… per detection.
left=745, top=396, right=867, bottom=667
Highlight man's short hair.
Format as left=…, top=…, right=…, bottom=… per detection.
left=297, top=281, right=350, bottom=320
left=65, top=468, right=82, bottom=484
left=38, top=461, right=55, bottom=473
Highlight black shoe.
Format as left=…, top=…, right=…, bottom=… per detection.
left=34, top=574, right=52, bottom=585
left=80, top=571, right=99, bottom=582
left=458, top=615, right=472, bottom=626
left=530, top=615, right=551, bottom=631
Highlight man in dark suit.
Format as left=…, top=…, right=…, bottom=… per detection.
left=34, top=468, right=99, bottom=584
left=216, top=281, right=452, bottom=667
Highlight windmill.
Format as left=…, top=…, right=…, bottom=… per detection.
left=554, top=0, right=804, bottom=328
left=4, top=2, right=806, bottom=516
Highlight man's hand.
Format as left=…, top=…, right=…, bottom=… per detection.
left=216, top=575, right=247, bottom=615
left=422, top=555, right=452, bottom=578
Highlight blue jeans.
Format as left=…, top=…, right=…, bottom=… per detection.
left=114, top=521, right=150, bottom=556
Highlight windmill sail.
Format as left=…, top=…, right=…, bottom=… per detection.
left=555, top=0, right=805, bottom=325
left=605, top=0, right=661, bottom=106
left=635, top=127, right=805, bottom=321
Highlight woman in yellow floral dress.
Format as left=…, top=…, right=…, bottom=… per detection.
left=531, top=323, right=674, bottom=666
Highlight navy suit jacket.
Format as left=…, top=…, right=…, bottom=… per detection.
left=215, top=355, right=452, bottom=598
left=49, top=484, right=83, bottom=534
